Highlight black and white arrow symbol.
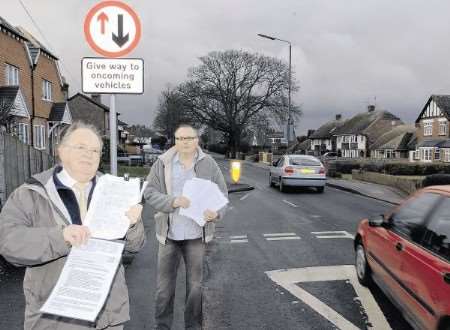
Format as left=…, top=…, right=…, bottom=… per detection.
left=112, top=14, right=129, bottom=47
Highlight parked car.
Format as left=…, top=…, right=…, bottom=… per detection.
left=355, top=185, right=450, bottom=330
left=269, top=155, right=326, bottom=192
left=321, top=151, right=338, bottom=161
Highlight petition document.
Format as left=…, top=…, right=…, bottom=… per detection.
left=84, top=174, right=141, bottom=240
left=179, top=178, right=228, bottom=226
left=40, top=239, right=124, bottom=322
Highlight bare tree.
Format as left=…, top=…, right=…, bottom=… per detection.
left=0, top=98, right=13, bottom=131
left=178, top=50, right=301, bottom=156
left=153, top=86, right=194, bottom=144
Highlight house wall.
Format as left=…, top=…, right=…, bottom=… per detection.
left=0, top=29, right=33, bottom=113
left=68, top=95, right=108, bottom=136
left=33, top=52, right=65, bottom=119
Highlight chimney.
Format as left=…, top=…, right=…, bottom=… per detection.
left=335, top=114, right=342, bottom=121
left=91, top=94, right=102, bottom=105
left=368, top=105, right=375, bottom=112
left=307, top=129, right=315, bottom=138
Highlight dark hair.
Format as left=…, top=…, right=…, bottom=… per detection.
left=174, top=123, right=198, bottom=137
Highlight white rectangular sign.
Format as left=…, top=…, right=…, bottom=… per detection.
left=82, top=57, right=144, bottom=94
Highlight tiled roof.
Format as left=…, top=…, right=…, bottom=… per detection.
left=333, top=110, right=400, bottom=136
left=0, top=16, right=28, bottom=41
left=68, top=93, right=110, bottom=112
left=370, top=125, right=415, bottom=150
left=309, top=119, right=347, bottom=139
left=432, top=95, right=450, bottom=118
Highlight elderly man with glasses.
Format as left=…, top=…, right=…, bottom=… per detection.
left=144, top=123, right=228, bottom=330
left=0, top=121, right=145, bottom=330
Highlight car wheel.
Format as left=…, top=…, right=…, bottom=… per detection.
left=317, top=186, right=325, bottom=193
left=355, top=243, right=371, bottom=286
left=269, top=174, right=275, bottom=187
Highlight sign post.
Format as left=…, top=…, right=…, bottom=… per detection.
left=83, top=1, right=142, bottom=176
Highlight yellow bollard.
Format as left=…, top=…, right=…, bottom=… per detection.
left=230, top=161, right=241, bottom=184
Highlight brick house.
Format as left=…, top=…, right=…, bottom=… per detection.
left=333, top=105, right=403, bottom=158
left=411, top=95, right=450, bottom=163
left=0, top=17, right=71, bottom=154
left=68, top=93, right=110, bottom=137
left=309, top=114, right=346, bottom=156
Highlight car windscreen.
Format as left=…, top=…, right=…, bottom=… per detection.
left=289, top=157, right=321, bottom=166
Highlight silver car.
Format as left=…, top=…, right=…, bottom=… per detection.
left=269, top=155, right=327, bottom=193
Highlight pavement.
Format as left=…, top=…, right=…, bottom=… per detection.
left=232, top=156, right=407, bottom=205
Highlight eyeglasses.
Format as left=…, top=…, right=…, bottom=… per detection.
left=175, top=136, right=197, bottom=141
left=65, top=144, right=101, bottom=156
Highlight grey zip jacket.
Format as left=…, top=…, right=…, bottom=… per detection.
left=0, top=166, right=146, bottom=330
left=143, top=147, right=228, bottom=244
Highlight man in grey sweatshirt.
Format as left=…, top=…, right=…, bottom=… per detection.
left=143, top=124, right=228, bottom=330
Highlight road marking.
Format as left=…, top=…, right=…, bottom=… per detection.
left=230, top=239, right=248, bottom=243
left=263, top=233, right=297, bottom=237
left=239, top=193, right=249, bottom=201
left=230, top=235, right=247, bottom=239
left=282, top=200, right=298, bottom=208
left=266, top=265, right=390, bottom=330
left=266, top=236, right=301, bottom=241
left=310, top=215, right=322, bottom=218
left=311, top=231, right=354, bottom=239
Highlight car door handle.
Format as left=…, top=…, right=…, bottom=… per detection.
left=395, top=242, right=403, bottom=251
left=444, top=273, right=450, bottom=285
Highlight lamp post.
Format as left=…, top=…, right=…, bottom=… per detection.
left=257, top=33, right=293, bottom=144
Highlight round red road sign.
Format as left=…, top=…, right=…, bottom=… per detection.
left=84, top=1, right=141, bottom=58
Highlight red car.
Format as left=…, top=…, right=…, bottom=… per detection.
left=355, top=185, right=450, bottom=330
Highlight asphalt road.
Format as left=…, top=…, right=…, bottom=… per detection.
left=0, top=160, right=413, bottom=330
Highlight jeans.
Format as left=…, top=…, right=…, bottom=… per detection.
left=155, top=238, right=204, bottom=330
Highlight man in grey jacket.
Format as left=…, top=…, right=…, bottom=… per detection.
left=0, top=122, right=146, bottom=330
left=144, top=124, right=228, bottom=330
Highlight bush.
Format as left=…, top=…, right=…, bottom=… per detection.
left=422, top=174, right=450, bottom=187
left=208, top=143, right=228, bottom=154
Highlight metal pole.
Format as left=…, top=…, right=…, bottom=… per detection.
left=288, top=43, right=292, bottom=144
left=110, top=94, right=117, bottom=176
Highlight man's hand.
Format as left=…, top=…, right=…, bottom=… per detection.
left=173, top=196, right=190, bottom=209
left=204, top=209, right=218, bottom=222
left=126, top=204, right=143, bottom=226
left=63, top=225, right=91, bottom=247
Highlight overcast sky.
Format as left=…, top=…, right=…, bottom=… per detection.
left=3, top=0, right=450, bottom=135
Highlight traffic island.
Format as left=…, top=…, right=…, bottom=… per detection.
left=227, top=182, right=254, bottom=193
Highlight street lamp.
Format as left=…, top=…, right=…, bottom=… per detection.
left=257, top=33, right=293, bottom=144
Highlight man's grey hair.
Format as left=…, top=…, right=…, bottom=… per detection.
left=58, top=121, right=103, bottom=149
left=174, top=123, right=199, bottom=137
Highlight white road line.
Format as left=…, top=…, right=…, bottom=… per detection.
left=310, top=215, right=322, bottom=218
left=230, top=239, right=248, bottom=243
left=282, top=200, right=298, bottom=208
left=266, top=236, right=301, bottom=241
left=230, top=235, right=247, bottom=239
left=312, top=231, right=354, bottom=239
left=263, top=233, right=297, bottom=237
left=266, top=265, right=391, bottom=330
left=239, top=193, right=249, bottom=201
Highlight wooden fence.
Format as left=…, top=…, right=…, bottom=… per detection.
left=0, top=132, right=54, bottom=207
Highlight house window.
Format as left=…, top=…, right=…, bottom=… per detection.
left=424, top=122, right=433, bottom=136
left=17, top=123, right=29, bottom=144
left=386, top=150, right=394, bottom=159
left=33, top=125, right=46, bottom=149
left=5, top=64, right=19, bottom=86
left=421, top=148, right=433, bottom=161
left=443, top=149, right=450, bottom=162
left=413, top=150, right=420, bottom=160
left=439, top=121, right=448, bottom=136
left=42, top=80, right=52, bottom=101
left=435, top=148, right=441, bottom=161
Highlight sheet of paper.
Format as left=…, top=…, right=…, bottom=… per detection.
left=40, top=239, right=124, bottom=322
left=84, top=174, right=140, bottom=240
left=179, top=178, right=228, bottom=226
